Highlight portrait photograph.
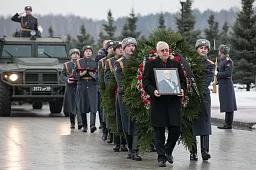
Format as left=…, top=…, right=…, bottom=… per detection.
left=153, top=68, right=181, bottom=95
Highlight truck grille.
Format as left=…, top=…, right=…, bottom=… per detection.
left=25, top=70, right=59, bottom=84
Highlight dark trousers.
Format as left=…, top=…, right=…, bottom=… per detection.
left=190, top=135, right=210, bottom=153
left=114, top=135, right=126, bottom=145
left=154, top=126, right=181, bottom=161
left=81, top=112, right=96, bottom=128
left=225, top=112, right=234, bottom=126
left=69, top=113, right=75, bottom=125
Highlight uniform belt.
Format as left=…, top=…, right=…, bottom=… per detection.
left=219, top=77, right=230, bottom=80
left=21, top=28, right=32, bottom=32
left=81, top=77, right=92, bottom=80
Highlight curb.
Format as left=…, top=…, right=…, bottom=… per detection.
left=211, top=117, right=256, bottom=129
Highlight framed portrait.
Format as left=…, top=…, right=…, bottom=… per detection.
left=153, top=68, right=181, bottom=95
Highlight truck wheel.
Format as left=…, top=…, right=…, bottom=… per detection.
left=0, top=81, right=11, bottom=117
left=32, top=102, right=43, bottom=109
left=49, top=101, right=63, bottom=114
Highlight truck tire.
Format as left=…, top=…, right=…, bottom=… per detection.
left=0, top=81, right=11, bottom=117
left=49, top=101, right=63, bottom=114
left=32, top=102, right=43, bottom=109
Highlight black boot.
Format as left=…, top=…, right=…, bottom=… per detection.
left=107, top=133, right=113, bottom=143
left=218, top=112, right=233, bottom=129
left=120, top=136, right=128, bottom=152
left=132, top=149, right=142, bottom=161
left=81, top=112, right=87, bottom=132
left=82, top=127, right=88, bottom=132
left=69, top=113, right=75, bottom=129
left=201, top=135, right=211, bottom=160
left=102, top=125, right=108, bottom=141
left=190, top=142, right=198, bottom=161
left=113, top=135, right=120, bottom=152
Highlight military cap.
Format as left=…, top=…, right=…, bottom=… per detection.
left=82, top=45, right=93, bottom=53
left=69, top=48, right=80, bottom=56
left=195, top=39, right=211, bottom=50
left=113, top=41, right=122, bottom=51
left=105, top=40, right=115, bottom=51
left=122, top=37, right=137, bottom=49
left=218, top=44, right=230, bottom=54
left=25, top=6, right=32, bottom=11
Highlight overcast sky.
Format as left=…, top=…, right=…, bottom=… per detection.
left=1, top=0, right=245, bottom=20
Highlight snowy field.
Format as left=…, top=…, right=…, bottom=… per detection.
left=210, top=86, right=256, bottom=123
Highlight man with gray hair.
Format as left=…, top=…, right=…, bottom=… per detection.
left=216, top=44, right=237, bottom=129
left=114, top=37, right=142, bottom=161
left=60, top=48, right=82, bottom=129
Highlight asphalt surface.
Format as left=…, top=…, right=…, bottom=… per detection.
left=0, top=104, right=256, bottom=170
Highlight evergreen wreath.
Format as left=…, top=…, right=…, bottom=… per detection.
left=122, top=28, right=204, bottom=152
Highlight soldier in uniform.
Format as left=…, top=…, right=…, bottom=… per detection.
left=60, top=49, right=82, bottom=129
left=11, top=6, right=39, bottom=37
left=98, top=40, right=115, bottom=142
left=72, top=45, right=98, bottom=133
left=114, top=37, right=142, bottom=161
left=190, top=39, right=215, bottom=161
left=216, top=44, right=237, bottom=129
left=105, top=41, right=128, bottom=152
left=96, top=40, right=110, bottom=130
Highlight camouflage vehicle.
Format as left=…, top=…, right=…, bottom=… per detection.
left=0, top=35, right=70, bottom=117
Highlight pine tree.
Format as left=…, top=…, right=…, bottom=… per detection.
left=219, top=21, right=230, bottom=44
left=102, top=10, right=116, bottom=40
left=176, top=0, right=201, bottom=45
left=76, top=24, right=95, bottom=51
left=48, top=26, right=54, bottom=37
left=158, top=12, right=166, bottom=29
left=230, top=0, right=256, bottom=91
left=204, top=13, right=220, bottom=50
left=120, top=9, right=141, bottom=39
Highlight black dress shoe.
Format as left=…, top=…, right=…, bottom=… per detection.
left=120, top=145, right=128, bottom=152
left=217, top=125, right=232, bottom=129
left=99, top=125, right=102, bottom=129
left=158, top=160, right=166, bottom=167
left=190, top=153, right=198, bottom=161
left=166, top=154, right=173, bottom=164
left=113, top=144, right=120, bottom=152
left=78, top=124, right=83, bottom=130
left=202, top=151, right=211, bottom=160
left=132, top=152, right=142, bottom=161
left=82, top=127, right=88, bottom=132
left=70, top=123, right=75, bottom=129
left=90, top=126, right=97, bottom=133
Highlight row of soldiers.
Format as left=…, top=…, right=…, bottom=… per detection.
left=60, top=38, right=143, bottom=160
left=60, top=37, right=237, bottom=167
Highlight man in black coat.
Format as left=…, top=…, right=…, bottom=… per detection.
left=143, top=41, right=187, bottom=167
left=216, top=44, right=237, bottom=129
left=11, top=6, right=39, bottom=37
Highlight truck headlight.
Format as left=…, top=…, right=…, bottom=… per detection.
left=9, top=74, right=19, bottom=81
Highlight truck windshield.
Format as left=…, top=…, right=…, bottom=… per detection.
left=37, top=45, right=67, bottom=58
left=1, top=44, right=32, bottom=58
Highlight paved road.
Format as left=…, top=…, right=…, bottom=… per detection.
left=0, top=104, right=256, bottom=170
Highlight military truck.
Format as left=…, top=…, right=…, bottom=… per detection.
left=0, top=35, right=69, bottom=117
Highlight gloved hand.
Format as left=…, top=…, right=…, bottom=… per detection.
left=214, top=70, right=218, bottom=76
left=79, top=70, right=87, bottom=76
left=67, top=79, right=74, bottom=84
left=89, top=72, right=96, bottom=78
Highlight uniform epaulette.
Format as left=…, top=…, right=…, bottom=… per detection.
left=226, top=56, right=231, bottom=61
left=207, top=59, right=214, bottom=64
left=117, top=57, right=124, bottom=62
